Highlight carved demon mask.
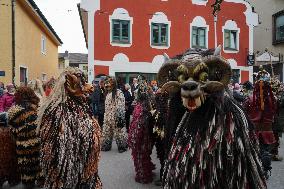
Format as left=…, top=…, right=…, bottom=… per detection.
left=104, top=76, right=116, bottom=92
left=137, top=75, right=150, bottom=101
left=158, top=46, right=231, bottom=111
left=65, top=69, right=93, bottom=97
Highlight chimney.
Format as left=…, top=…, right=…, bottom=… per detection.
left=64, top=50, right=69, bottom=59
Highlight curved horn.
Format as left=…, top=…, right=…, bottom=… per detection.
left=203, top=56, right=232, bottom=86
left=214, top=45, right=222, bottom=56
left=163, top=53, right=170, bottom=61
left=157, top=61, right=180, bottom=87
left=161, top=81, right=181, bottom=93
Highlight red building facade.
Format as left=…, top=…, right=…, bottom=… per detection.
left=81, top=0, right=258, bottom=83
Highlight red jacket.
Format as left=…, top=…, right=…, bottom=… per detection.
left=0, top=95, right=4, bottom=112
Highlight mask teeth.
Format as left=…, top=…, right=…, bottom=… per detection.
left=200, top=94, right=204, bottom=104
left=195, top=96, right=201, bottom=107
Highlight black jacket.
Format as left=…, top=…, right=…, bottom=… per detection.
left=91, top=87, right=106, bottom=116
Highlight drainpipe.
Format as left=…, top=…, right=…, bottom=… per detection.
left=11, top=0, right=16, bottom=85
left=214, top=15, right=217, bottom=48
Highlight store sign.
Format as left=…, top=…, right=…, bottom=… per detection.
left=0, top=71, right=5, bottom=76
left=256, top=52, right=280, bottom=62
left=247, top=54, right=255, bottom=66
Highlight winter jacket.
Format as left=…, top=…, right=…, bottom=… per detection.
left=0, top=95, right=4, bottom=112
left=91, top=87, right=106, bottom=116
left=2, top=93, right=14, bottom=112
left=124, top=90, right=133, bottom=113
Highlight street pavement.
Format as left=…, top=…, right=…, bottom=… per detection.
left=3, top=138, right=284, bottom=189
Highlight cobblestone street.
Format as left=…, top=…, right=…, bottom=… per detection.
left=3, top=138, right=284, bottom=189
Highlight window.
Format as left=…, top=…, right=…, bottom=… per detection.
left=42, top=73, right=47, bottom=82
left=151, top=23, right=168, bottom=46
left=192, top=0, right=208, bottom=6
left=273, top=10, right=284, bottom=44
left=41, top=35, right=46, bottom=54
left=20, top=67, right=27, bottom=86
left=222, top=20, right=240, bottom=53
left=192, top=26, right=206, bottom=48
left=112, top=20, right=130, bottom=44
left=224, top=30, right=238, bottom=50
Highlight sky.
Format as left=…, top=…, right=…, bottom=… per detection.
left=34, top=0, right=87, bottom=53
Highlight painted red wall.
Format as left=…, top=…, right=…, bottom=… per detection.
left=94, top=0, right=249, bottom=66
left=241, top=70, right=250, bottom=83
left=94, top=65, right=109, bottom=76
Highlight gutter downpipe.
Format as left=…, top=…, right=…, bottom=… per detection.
left=12, top=0, right=16, bottom=85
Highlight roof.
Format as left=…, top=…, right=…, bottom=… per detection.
left=27, top=0, right=63, bottom=45
left=59, top=52, right=88, bottom=64
left=77, top=4, right=88, bottom=48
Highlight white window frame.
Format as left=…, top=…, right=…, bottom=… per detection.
left=190, top=16, right=209, bottom=49
left=41, top=35, right=47, bottom=55
left=149, top=12, right=171, bottom=50
left=109, top=8, right=133, bottom=47
left=41, top=73, right=47, bottom=82
left=222, top=20, right=240, bottom=54
left=191, top=0, right=208, bottom=6
left=19, top=65, right=28, bottom=85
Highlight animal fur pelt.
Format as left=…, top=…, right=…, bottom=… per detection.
left=8, top=105, right=41, bottom=185
left=0, top=126, right=19, bottom=186
left=159, top=47, right=266, bottom=189
left=162, top=95, right=266, bottom=188
left=40, top=96, right=102, bottom=189
left=128, top=101, right=155, bottom=183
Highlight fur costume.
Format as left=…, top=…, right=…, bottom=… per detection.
left=38, top=67, right=102, bottom=189
left=8, top=87, right=41, bottom=186
left=27, top=79, right=45, bottom=100
left=0, top=126, right=19, bottom=186
left=152, top=90, right=169, bottom=180
left=128, top=77, right=155, bottom=183
left=159, top=47, right=266, bottom=189
left=244, top=78, right=277, bottom=176
left=101, top=76, right=128, bottom=152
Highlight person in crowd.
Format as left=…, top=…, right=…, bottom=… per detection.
left=0, top=114, right=19, bottom=188
left=2, top=83, right=15, bottom=111
left=0, top=88, right=5, bottom=113
left=242, top=80, right=254, bottom=98
left=101, top=76, right=128, bottom=153
left=123, top=83, right=133, bottom=132
left=0, top=82, right=4, bottom=89
left=151, top=89, right=169, bottom=186
left=8, top=87, right=41, bottom=189
left=233, top=83, right=245, bottom=103
left=43, top=77, right=56, bottom=97
left=160, top=47, right=266, bottom=188
left=92, top=77, right=106, bottom=128
left=243, top=71, right=277, bottom=179
left=38, top=67, right=102, bottom=189
left=270, top=77, right=284, bottom=161
left=128, top=76, right=155, bottom=184
left=151, top=80, right=159, bottom=94
left=27, top=79, right=46, bottom=100
left=131, top=78, right=139, bottom=96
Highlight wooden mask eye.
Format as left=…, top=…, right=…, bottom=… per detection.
left=199, top=72, right=208, bottom=82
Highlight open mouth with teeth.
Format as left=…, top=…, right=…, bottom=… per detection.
left=181, top=95, right=205, bottom=111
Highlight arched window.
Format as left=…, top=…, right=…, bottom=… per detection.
left=191, top=0, right=208, bottom=6
left=222, top=20, right=240, bottom=53
left=149, top=12, right=171, bottom=49
left=109, top=8, right=133, bottom=47
left=190, top=16, right=209, bottom=49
